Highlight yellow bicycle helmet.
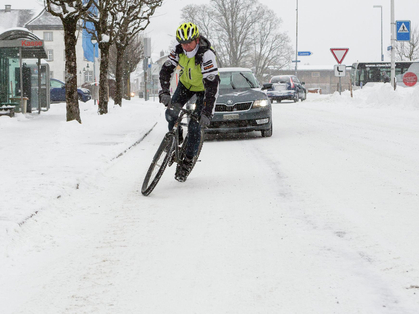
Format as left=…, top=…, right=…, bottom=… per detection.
left=176, top=22, right=199, bottom=44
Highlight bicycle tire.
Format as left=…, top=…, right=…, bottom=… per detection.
left=141, top=133, right=175, bottom=196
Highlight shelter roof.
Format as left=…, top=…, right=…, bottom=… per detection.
left=0, top=28, right=47, bottom=59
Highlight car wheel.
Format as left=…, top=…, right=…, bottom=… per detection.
left=261, top=124, right=273, bottom=137
left=301, top=91, right=307, bottom=101
left=293, top=93, right=299, bottom=102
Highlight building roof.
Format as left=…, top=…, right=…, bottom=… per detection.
left=0, top=5, right=36, bottom=33
left=25, top=8, right=63, bottom=30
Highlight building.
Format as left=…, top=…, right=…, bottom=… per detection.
left=0, top=4, right=35, bottom=30
left=1, top=5, right=94, bottom=86
left=25, top=8, right=94, bottom=86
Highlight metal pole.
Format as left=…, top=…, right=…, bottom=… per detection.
left=144, top=57, right=148, bottom=101
left=93, top=43, right=97, bottom=106
left=37, top=58, right=41, bottom=114
left=373, top=5, right=384, bottom=61
left=380, top=6, right=384, bottom=61
left=295, top=0, right=298, bottom=76
left=19, top=47, right=24, bottom=113
left=390, top=0, right=396, bottom=89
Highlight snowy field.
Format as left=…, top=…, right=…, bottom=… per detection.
left=0, top=84, right=419, bottom=313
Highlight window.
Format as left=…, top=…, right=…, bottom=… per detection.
left=46, top=49, right=54, bottom=61
left=84, top=71, right=93, bottom=82
left=43, top=32, right=53, bottom=41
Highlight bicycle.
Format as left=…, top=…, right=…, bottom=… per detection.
left=141, top=107, right=204, bottom=196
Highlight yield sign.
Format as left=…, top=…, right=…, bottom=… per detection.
left=330, top=48, right=349, bottom=64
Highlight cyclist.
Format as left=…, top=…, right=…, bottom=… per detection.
left=158, top=22, right=220, bottom=182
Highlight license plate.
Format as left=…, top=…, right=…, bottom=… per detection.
left=223, top=114, right=239, bottom=120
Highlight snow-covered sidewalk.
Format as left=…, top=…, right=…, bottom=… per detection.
left=0, top=100, right=161, bottom=246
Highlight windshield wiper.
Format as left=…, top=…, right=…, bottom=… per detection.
left=240, top=72, right=256, bottom=88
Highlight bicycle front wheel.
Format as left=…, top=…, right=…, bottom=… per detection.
left=141, top=133, right=175, bottom=196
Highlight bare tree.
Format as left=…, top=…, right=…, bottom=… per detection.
left=247, top=5, right=292, bottom=82
left=181, top=4, right=213, bottom=46
left=393, top=27, right=419, bottom=61
left=211, top=0, right=261, bottom=67
left=84, top=0, right=118, bottom=115
left=45, top=0, right=94, bottom=123
left=109, top=34, right=144, bottom=99
left=181, top=0, right=291, bottom=75
left=112, top=0, right=162, bottom=106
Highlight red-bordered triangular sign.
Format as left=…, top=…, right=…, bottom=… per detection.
left=330, top=48, right=349, bottom=64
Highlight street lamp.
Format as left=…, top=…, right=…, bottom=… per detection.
left=91, top=38, right=98, bottom=105
left=295, top=0, right=299, bottom=76
left=373, top=5, right=384, bottom=61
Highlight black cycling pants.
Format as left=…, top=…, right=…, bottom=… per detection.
left=165, top=82, right=204, bottom=159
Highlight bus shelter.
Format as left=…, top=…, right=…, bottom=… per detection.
left=0, top=28, right=50, bottom=114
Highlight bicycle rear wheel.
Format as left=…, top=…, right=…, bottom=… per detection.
left=141, top=133, right=175, bottom=196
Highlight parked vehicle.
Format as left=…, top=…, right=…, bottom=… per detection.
left=266, top=75, right=306, bottom=102
left=266, top=83, right=299, bottom=103
left=204, top=67, right=273, bottom=137
left=50, top=78, right=92, bottom=103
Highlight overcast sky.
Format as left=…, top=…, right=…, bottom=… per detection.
left=3, top=0, right=419, bottom=67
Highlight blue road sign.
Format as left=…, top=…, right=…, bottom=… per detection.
left=298, top=51, right=312, bottom=56
left=396, top=20, right=411, bottom=41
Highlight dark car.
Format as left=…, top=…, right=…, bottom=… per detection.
left=265, top=75, right=306, bottom=102
left=50, top=78, right=92, bottom=103
left=204, top=67, right=272, bottom=137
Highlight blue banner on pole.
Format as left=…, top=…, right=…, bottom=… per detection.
left=82, top=0, right=98, bottom=62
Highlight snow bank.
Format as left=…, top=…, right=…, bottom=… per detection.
left=309, top=83, right=419, bottom=110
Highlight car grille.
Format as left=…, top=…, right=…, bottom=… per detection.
left=209, top=119, right=262, bottom=128
left=215, top=101, right=253, bottom=112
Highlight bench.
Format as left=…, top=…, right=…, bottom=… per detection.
left=0, top=104, right=16, bottom=117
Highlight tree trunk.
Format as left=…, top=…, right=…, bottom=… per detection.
left=63, top=18, right=81, bottom=123
left=114, top=44, right=124, bottom=106
left=124, top=71, right=131, bottom=100
left=98, top=44, right=111, bottom=114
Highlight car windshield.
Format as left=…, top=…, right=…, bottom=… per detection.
left=219, top=71, right=259, bottom=90
left=271, top=76, right=290, bottom=84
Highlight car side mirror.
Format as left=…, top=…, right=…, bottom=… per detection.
left=262, top=83, right=272, bottom=90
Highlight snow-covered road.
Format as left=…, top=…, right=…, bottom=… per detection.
left=1, top=85, right=419, bottom=313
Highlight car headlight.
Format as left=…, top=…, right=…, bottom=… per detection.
left=253, top=99, right=269, bottom=108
